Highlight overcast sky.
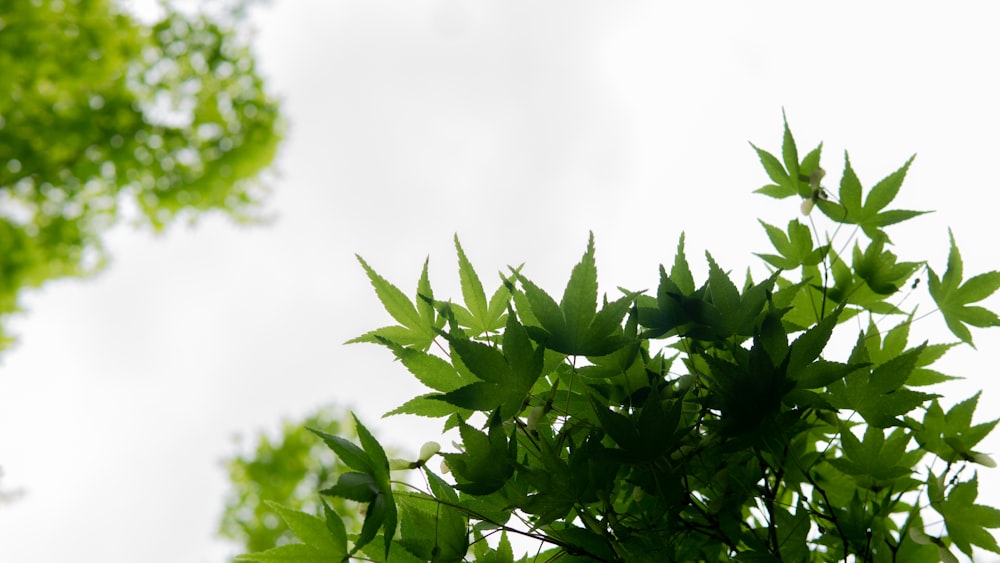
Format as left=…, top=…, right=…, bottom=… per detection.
left=1, top=2, right=999, bottom=562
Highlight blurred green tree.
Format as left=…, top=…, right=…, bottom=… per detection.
left=219, top=406, right=364, bottom=555
left=0, top=0, right=282, bottom=347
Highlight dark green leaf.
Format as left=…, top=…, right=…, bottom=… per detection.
left=321, top=471, right=377, bottom=502
left=308, top=428, right=372, bottom=474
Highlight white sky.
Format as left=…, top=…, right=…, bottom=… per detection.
left=1, top=2, right=999, bottom=561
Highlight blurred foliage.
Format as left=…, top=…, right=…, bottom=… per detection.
left=0, top=0, right=282, bottom=348
left=219, top=406, right=364, bottom=556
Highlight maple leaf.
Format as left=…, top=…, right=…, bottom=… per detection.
left=927, top=230, right=1000, bottom=346
left=835, top=152, right=929, bottom=240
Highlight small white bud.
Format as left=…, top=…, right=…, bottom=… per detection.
left=389, top=458, right=413, bottom=471
left=800, top=198, right=815, bottom=216
left=970, top=452, right=997, bottom=468
left=418, top=441, right=441, bottom=462
left=631, top=487, right=645, bottom=503
left=526, top=406, right=546, bottom=430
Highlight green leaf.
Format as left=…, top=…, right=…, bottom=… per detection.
left=927, top=392, right=1000, bottom=466
left=787, top=305, right=842, bottom=378
left=833, top=336, right=937, bottom=427
left=800, top=143, right=823, bottom=180
left=265, top=502, right=347, bottom=556
left=417, top=258, right=436, bottom=329
left=517, top=234, right=632, bottom=355
left=705, top=252, right=741, bottom=335
left=775, top=502, right=811, bottom=562
left=309, top=428, right=373, bottom=474
left=351, top=256, right=438, bottom=350
left=828, top=425, right=911, bottom=483
left=936, top=475, right=1000, bottom=557
left=237, top=504, right=347, bottom=562
left=321, top=501, right=348, bottom=557
left=397, top=493, right=469, bottom=563
left=756, top=218, right=821, bottom=270
left=868, top=343, right=926, bottom=395
left=834, top=153, right=929, bottom=238
left=235, top=543, right=329, bottom=563
left=357, top=493, right=389, bottom=557
left=794, top=360, right=858, bottom=390
left=435, top=312, right=543, bottom=419
left=377, top=338, right=467, bottom=392
left=313, top=415, right=396, bottom=558
left=928, top=230, right=1000, bottom=346
left=781, top=111, right=799, bottom=182
left=386, top=394, right=475, bottom=419
left=852, top=234, right=920, bottom=295
left=672, top=233, right=696, bottom=294
left=838, top=152, right=863, bottom=214
left=477, top=531, right=515, bottom=563
left=423, top=468, right=460, bottom=505
left=441, top=412, right=515, bottom=494
left=453, top=235, right=508, bottom=336
left=755, top=184, right=790, bottom=199
left=562, top=232, right=598, bottom=331
left=352, top=416, right=395, bottom=558
left=750, top=142, right=794, bottom=198
left=321, top=471, right=378, bottom=502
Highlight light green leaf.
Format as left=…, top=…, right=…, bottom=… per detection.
left=385, top=394, right=474, bottom=419
left=937, top=475, right=1000, bottom=557
left=417, top=258, right=436, bottom=329
left=800, top=143, right=823, bottom=179
left=852, top=234, right=920, bottom=295
left=562, top=232, right=598, bottom=332
left=353, top=256, right=437, bottom=350
left=706, top=252, right=740, bottom=334
left=455, top=235, right=492, bottom=334
left=834, top=153, right=929, bottom=238
left=264, top=502, right=347, bottom=556
left=781, top=111, right=799, bottom=182
left=235, top=543, right=328, bottom=563
left=750, top=142, right=794, bottom=197
left=377, top=338, right=466, bottom=392
left=397, top=493, right=468, bottom=562
left=928, top=230, right=1000, bottom=346
left=236, top=504, right=347, bottom=562
left=671, top=233, right=696, bottom=295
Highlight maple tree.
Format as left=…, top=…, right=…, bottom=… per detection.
left=238, top=118, right=999, bottom=562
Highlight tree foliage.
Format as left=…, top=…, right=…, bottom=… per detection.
left=219, top=407, right=364, bottom=555
left=239, top=118, right=999, bottom=562
left=0, top=0, right=281, bottom=348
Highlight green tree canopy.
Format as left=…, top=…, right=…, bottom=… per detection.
left=239, top=117, right=999, bottom=563
left=0, top=0, right=281, bottom=347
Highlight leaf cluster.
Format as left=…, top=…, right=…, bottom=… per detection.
left=0, top=0, right=282, bottom=350
left=219, top=406, right=365, bottom=554
left=241, top=118, right=1000, bottom=562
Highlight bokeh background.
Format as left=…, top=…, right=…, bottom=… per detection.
left=1, top=2, right=998, bottom=561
